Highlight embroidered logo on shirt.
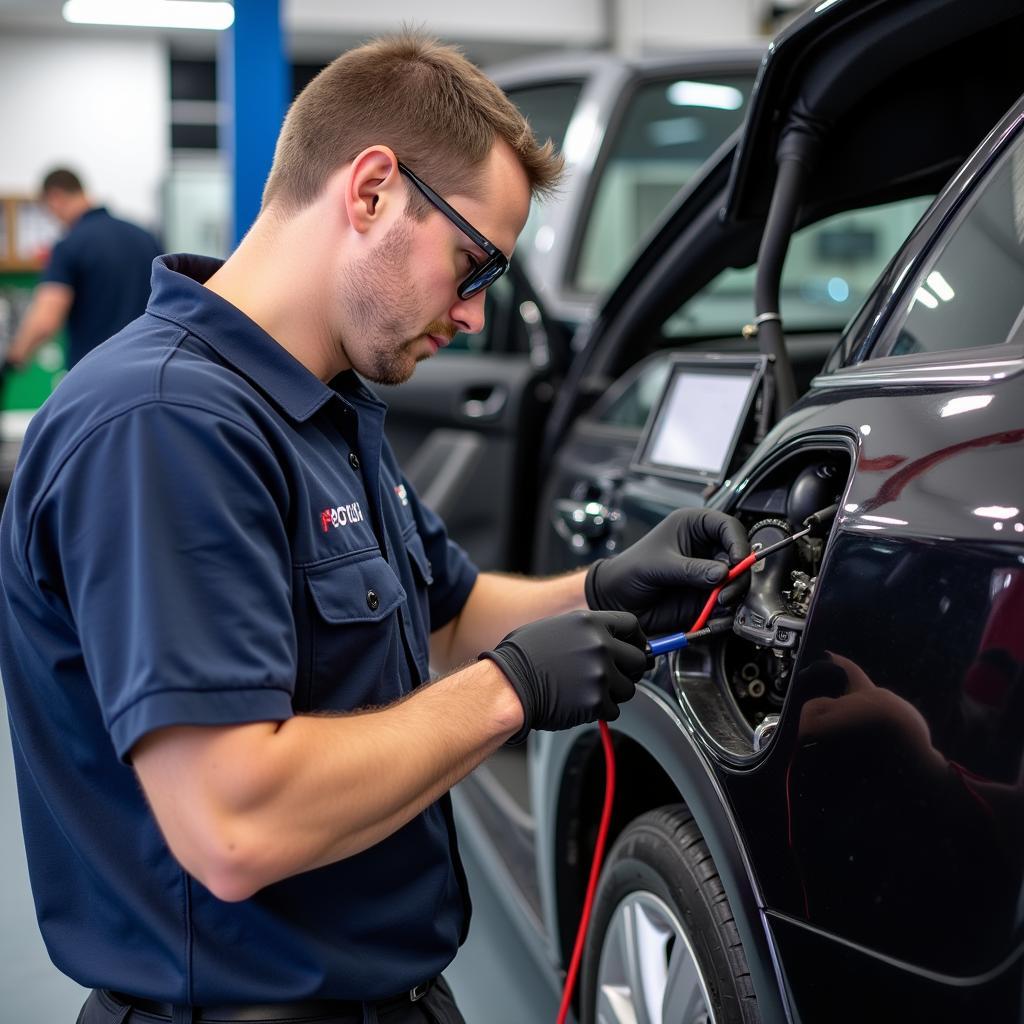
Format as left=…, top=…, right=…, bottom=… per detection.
left=394, top=484, right=409, bottom=507
left=320, top=502, right=365, bottom=532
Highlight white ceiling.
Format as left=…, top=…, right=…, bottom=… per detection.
left=0, top=0, right=607, bottom=65
left=0, top=0, right=785, bottom=65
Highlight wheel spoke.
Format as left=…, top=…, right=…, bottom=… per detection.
left=631, top=901, right=672, bottom=1024
left=597, top=984, right=639, bottom=1024
left=596, top=901, right=638, bottom=1024
left=595, top=890, right=716, bottom=1024
left=662, top=934, right=711, bottom=1024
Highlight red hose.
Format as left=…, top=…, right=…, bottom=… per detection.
left=555, top=719, right=615, bottom=1024
left=556, top=552, right=756, bottom=1023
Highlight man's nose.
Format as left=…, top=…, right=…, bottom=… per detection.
left=450, top=291, right=486, bottom=336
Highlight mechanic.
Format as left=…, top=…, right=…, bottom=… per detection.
left=6, top=167, right=162, bottom=371
left=0, top=34, right=749, bottom=1024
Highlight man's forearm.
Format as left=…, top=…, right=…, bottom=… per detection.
left=133, top=658, right=524, bottom=901
left=431, top=569, right=588, bottom=671
left=7, top=283, right=72, bottom=365
left=8, top=308, right=55, bottom=365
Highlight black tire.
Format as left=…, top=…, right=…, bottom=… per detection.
left=580, top=805, right=759, bottom=1024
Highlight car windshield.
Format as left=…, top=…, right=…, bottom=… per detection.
left=504, top=80, right=585, bottom=257
left=665, top=197, right=934, bottom=338
left=572, top=73, right=754, bottom=296
left=596, top=195, right=935, bottom=431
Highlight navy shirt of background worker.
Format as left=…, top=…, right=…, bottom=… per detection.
left=41, top=205, right=162, bottom=367
left=0, top=253, right=478, bottom=1004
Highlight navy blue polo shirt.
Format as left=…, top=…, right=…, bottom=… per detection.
left=0, top=254, right=479, bottom=1004
left=41, top=206, right=162, bottom=367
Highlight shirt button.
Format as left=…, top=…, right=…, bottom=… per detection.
left=349, top=452, right=360, bottom=470
left=366, top=590, right=379, bottom=611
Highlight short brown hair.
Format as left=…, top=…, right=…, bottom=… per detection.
left=42, top=168, right=84, bottom=195
left=262, top=32, right=562, bottom=218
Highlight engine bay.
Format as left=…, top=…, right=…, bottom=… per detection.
left=668, top=445, right=852, bottom=754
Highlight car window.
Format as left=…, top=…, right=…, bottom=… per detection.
left=596, top=355, right=672, bottom=429
left=572, top=74, right=754, bottom=296
left=505, top=81, right=584, bottom=257
left=872, top=137, right=1024, bottom=359
left=506, top=80, right=582, bottom=153
left=664, top=197, right=933, bottom=339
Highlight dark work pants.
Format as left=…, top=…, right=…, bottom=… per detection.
left=75, top=978, right=467, bottom=1024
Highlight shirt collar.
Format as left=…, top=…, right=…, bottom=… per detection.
left=146, top=253, right=380, bottom=423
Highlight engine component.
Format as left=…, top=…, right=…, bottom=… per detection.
left=787, top=571, right=815, bottom=616
left=732, top=518, right=807, bottom=650
left=787, top=463, right=837, bottom=525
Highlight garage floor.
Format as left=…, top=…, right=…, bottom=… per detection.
left=0, top=697, right=554, bottom=1023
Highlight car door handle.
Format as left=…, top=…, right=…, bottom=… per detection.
left=461, top=385, right=507, bottom=420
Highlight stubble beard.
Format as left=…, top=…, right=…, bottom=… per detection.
left=341, top=219, right=432, bottom=386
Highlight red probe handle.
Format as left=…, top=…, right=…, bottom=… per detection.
left=688, top=551, right=757, bottom=632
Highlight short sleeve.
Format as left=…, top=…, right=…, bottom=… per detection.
left=27, top=401, right=297, bottom=761
left=403, top=477, right=478, bottom=631
left=40, top=236, right=76, bottom=288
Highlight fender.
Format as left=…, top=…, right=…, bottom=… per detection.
left=531, top=683, right=794, bottom=1024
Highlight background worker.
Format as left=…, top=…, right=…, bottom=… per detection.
left=0, top=34, right=748, bottom=1024
left=5, top=167, right=161, bottom=371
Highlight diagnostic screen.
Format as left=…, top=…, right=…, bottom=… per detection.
left=640, top=363, right=762, bottom=480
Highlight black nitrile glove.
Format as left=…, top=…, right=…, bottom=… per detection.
left=481, top=609, right=648, bottom=744
left=585, top=508, right=751, bottom=635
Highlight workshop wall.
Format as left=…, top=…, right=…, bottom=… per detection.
left=0, top=32, right=168, bottom=230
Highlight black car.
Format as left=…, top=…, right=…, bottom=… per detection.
left=455, top=1, right=1024, bottom=1021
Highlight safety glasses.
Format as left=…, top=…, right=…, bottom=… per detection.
left=397, top=162, right=509, bottom=300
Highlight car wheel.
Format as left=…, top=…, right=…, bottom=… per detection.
left=580, top=805, right=759, bottom=1024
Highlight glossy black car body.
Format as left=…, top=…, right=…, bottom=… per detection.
left=455, top=1, right=1024, bottom=1021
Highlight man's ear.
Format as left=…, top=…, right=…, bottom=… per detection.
left=344, top=147, right=401, bottom=235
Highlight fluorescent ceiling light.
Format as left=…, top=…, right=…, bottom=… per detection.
left=63, top=0, right=234, bottom=30
left=926, top=270, right=955, bottom=302
left=667, top=81, right=744, bottom=111
left=912, top=286, right=939, bottom=309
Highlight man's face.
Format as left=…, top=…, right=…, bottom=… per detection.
left=337, top=142, right=531, bottom=385
left=42, top=189, right=72, bottom=227
left=337, top=217, right=443, bottom=385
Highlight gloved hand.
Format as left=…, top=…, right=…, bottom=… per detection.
left=481, top=609, right=648, bottom=744
left=585, top=508, right=750, bottom=634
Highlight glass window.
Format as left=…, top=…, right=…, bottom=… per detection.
left=573, top=75, right=754, bottom=296
left=506, top=81, right=584, bottom=257
left=664, top=197, right=933, bottom=339
left=874, top=137, right=1024, bottom=359
left=507, top=81, right=583, bottom=154
left=596, top=355, right=672, bottom=429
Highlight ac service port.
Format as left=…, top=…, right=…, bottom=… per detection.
left=669, top=443, right=852, bottom=760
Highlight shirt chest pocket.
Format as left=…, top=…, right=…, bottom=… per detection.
left=299, top=551, right=407, bottom=711
left=401, top=528, right=434, bottom=679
